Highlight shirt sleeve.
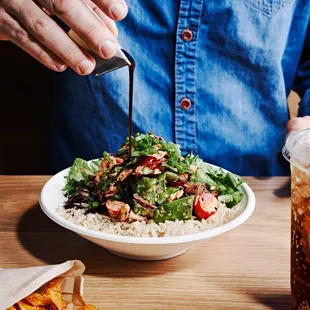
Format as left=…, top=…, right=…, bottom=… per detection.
left=293, top=24, right=310, bottom=116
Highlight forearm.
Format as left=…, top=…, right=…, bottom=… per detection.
left=298, top=88, right=310, bottom=116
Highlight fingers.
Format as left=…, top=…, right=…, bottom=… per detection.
left=35, top=0, right=118, bottom=37
left=81, top=0, right=118, bottom=37
left=36, top=0, right=119, bottom=59
left=1, top=0, right=124, bottom=74
left=4, top=0, right=96, bottom=74
left=33, top=1, right=52, bottom=15
left=91, top=0, right=127, bottom=21
left=287, top=116, right=310, bottom=135
left=0, top=10, right=67, bottom=72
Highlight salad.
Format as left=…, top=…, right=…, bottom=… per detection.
left=63, top=132, right=244, bottom=224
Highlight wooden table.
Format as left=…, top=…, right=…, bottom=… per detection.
left=0, top=176, right=292, bottom=309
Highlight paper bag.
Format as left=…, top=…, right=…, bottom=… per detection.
left=0, top=260, right=90, bottom=309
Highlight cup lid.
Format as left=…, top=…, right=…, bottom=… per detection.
left=282, top=129, right=310, bottom=172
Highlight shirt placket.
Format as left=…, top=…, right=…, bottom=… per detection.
left=174, top=0, right=203, bottom=155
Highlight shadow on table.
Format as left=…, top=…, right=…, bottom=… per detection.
left=273, top=179, right=291, bottom=198
left=17, top=204, right=191, bottom=277
left=253, top=176, right=291, bottom=198
left=251, top=292, right=291, bottom=310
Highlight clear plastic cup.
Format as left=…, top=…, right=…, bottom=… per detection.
left=283, top=129, right=310, bottom=309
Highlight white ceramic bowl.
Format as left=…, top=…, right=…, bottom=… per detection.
left=39, top=165, right=255, bottom=261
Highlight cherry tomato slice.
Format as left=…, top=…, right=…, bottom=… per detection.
left=138, top=156, right=156, bottom=167
left=194, top=193, right=218, bottom=220
left=137, top=157, right=163, bottom=170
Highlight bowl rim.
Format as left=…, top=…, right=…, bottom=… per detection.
left=39, top=163, right=256, bottom=245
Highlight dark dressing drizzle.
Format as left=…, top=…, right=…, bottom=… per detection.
left=128, top=63, right=135, bottom=157
left=122, top=50, right=135, bottom=158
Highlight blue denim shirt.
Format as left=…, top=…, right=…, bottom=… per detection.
left=50, top=0, right=310, bottom=176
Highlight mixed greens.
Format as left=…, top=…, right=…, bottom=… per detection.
left=63, top=132, right=244, bottom=223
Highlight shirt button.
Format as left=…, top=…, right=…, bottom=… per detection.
left=181, top=29, right=193, bottom=42
left=180, top=98, right=192, bottom=110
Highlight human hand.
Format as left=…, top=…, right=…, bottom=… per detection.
left=287, top=116, right=310, bottom=135
left=0, top=0, right=127, bottom=75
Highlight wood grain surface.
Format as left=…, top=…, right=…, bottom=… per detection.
left=0, top=176, right=292, bottom=309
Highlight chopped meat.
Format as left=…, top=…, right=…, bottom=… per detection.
left=179, top=173, right=189, bottom=182
left=134, top=165, right=145, bottom=176
left=151, top=151, right=167, bottom=160
left=117, top=168, right=134, bottom=181
left=106, top=200, right=130, bottom=222
left=115, top=157, right=124, bottom=164
left=168, top=189, right=184, bottom=202
left=129, top=210, right=147, bottom=222
left=184, top=182, right=209, bottom=195
left=96, top=155, right=124, bottom=181
left=105, top=184, right=117, bottom=197
left=108, top=171, right=118, bottom=178
left=168, top=181, right=186, bottom=188
left=100, top=156, right=123, bottom=171
left=106, top=200, right=121, bottom=219
left=95, top=171, right=103, bottom=182
left=120, top=204, right=130, bottom=221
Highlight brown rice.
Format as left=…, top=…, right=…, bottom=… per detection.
left=56, top=201, right=245, bottom=237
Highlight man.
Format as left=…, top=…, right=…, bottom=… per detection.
left=0, top=0, right=309, bottom=175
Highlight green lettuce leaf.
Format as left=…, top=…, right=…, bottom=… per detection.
left=190, top=168, right=217, bottom=186
left=67, top=158, right=100, bottom=183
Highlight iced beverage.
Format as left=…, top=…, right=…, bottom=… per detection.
left=283, top=129, right=310, bottom=309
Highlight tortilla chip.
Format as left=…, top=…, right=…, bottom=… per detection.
left=25, top=293, right=51, bottom=306
left=5, top=272, right=96, bottom=310
left=16, top=300, right=47, bottom=310
left=25, top=278, right=63, bottom=308
left=44, top=278, right=62, bottom=293
left=45, top=289, right=62, bottom=309
left=36, top=277, right=62, bottom=309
